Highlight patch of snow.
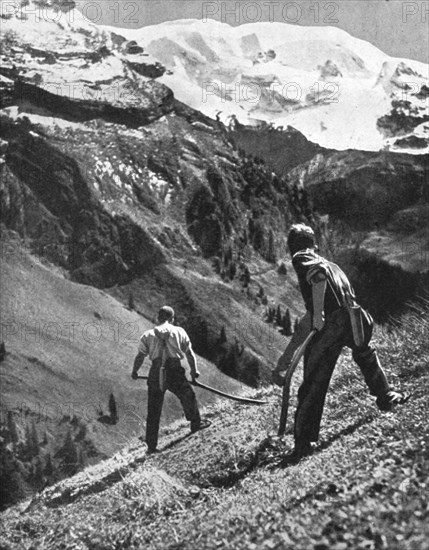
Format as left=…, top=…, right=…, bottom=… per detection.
left=112, top=174, right=122, bottom=187
left=146, top=170, right=172, bottom=204
left=0, top=107, right=88, bottom=130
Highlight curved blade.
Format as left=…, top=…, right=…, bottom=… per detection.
left=278, top=329, right=317, bottom=436
left=192, top=379, right=267, bottom=405
left=136, top=376, right=267, bottom=405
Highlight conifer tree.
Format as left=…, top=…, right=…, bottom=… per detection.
left=242, top=266, right=250, bottom=287
left=276, top=305, right=282, bottom=326
left=44, top=453, right=53, bottom=477
left=0, top=342, right=5, bottom=362
left=294, top=317, right=300, bottom=332
left=109, top=393, right=118, bottom=424
left=228, top=262, right=237, bottom=280
left=282, top=309, right=292, bottom=336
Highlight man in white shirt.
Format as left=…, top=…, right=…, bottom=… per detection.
left=132, top=306, right=210, bottom=453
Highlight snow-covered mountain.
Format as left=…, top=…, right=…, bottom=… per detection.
left=104, top=18, right=428, bottom=153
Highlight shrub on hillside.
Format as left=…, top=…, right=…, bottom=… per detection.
left=278, top=262, right=287, bottom=275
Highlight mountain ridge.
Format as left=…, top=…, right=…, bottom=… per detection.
left=103, top=17, right=428, bottom=153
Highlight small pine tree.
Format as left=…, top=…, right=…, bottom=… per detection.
left=276, top=305, right=282, bottom=326
left=277, top=262, right=287, bottom=275
left=44, top=453, right=53, bottom=477
left=282, top=309, right=292, bottom=336
left=224, top=246, right=232, bottom=264
left=109, top=393, right=118, bottom=424
left=0, top=342, right=5, bottom=362
left=242, top=266, right=250, bottom=287
left=228, top=262, right=237, bottom=280
left=294, top=317, right=300, bottom=332
left=213, top=256, right=221, bottom=274
left=267, top=307, right=275, bottom=323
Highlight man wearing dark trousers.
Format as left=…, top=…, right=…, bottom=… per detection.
left=272, top=224, right=410, bottom=462
left=132, top=306, right=210, bottom=453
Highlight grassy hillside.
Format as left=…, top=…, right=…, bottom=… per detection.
left=0, top=232, right=257, bottom=503
left=1, top=302, right=427, bottom=549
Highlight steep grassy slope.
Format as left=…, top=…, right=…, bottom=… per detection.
left=0, top=233, right=256, bottom=504
left=0, top=303, right=427, bottom=549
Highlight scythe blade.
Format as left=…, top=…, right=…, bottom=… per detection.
left=136, top=376, right=267, bottom=405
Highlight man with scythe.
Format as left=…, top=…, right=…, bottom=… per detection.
left=272, top=224, right=410, bottom=463
left=131, top=306, right=211, bottom=454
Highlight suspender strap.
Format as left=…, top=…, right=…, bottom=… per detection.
left=311, top=276, right=327, bottom=331
left=154, top=329, right=168, bottom=392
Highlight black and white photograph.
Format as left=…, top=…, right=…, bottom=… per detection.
left=0, top=0, right=428, bottom=547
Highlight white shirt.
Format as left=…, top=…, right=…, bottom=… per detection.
left=138, top=322, right=192, bottom=361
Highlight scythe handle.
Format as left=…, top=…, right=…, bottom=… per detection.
left=278, top=329, right=317, bottom=436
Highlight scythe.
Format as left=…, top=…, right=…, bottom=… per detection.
left=278, top=329, right=317, bottom=436
left=136, top=376, right=267, bottom=405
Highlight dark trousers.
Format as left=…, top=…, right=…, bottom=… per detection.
left=146, top=362, right=201, bottom=451
left=294, top=307, right=390, bottom=443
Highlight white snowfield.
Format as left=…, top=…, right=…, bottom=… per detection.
left=2, top=3, right=427, bottom=153
left=102, top=18, right=428, bottom=154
